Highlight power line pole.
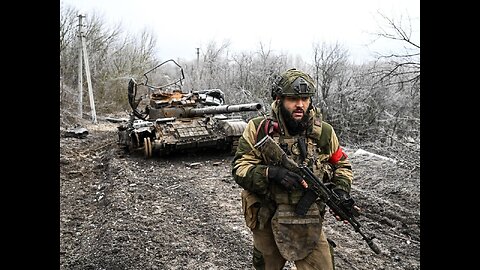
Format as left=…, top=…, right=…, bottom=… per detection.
left=196, top=47, right=200, bottom=66
left=195, top=47, right=200, bottom=90
left=77, top=14, right=84, bottom=118
left=77, top=14, right=97, bottom=124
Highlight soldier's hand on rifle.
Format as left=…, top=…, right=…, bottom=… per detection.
left=334, top=188, right=349, bottom=201
left=329, top=189, right=361, bottom=224
left=267, top=166, right=307, bottom=191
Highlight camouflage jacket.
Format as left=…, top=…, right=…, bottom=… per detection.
left=231, top=101, right=353, bottom=203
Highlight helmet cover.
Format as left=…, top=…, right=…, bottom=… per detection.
left=271, top=68, right=316, bottom=99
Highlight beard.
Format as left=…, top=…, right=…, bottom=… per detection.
left=279, top=102, right=311, bottom=135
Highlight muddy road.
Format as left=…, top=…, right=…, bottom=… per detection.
left=60, top=120, right=420, bottom=269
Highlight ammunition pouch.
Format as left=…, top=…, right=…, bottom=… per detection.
left=241, top=190, right=261, bottom=230
left=295, top=189, right=318, bottom=216
left=241, top=190, right=275, bottom=230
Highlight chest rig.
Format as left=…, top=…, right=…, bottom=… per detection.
left=270, top=134, right=314, bottom=204
left=263, top=121, right=332, bottom=261
left=259, top=116, right=333, bottom=205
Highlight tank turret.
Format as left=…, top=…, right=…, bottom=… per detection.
left=117, top=59, right=263, bottom=157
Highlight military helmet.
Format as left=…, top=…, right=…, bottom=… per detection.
left=271, top=68, right=316, bottom=99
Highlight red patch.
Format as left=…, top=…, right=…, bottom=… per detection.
left=329, top=147, right=346, bottom=164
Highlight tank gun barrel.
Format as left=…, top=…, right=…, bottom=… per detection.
left=188, top=103, right=262, bottom=116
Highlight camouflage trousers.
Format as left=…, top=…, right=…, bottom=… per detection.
left=251, top=218, right=334, bottom=270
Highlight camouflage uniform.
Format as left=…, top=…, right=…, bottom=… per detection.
left=232, top=69, right=353, bottom=270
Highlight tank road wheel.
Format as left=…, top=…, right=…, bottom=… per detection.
left=144, top=137, right=152, bottom=158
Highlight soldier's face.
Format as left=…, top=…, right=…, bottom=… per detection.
left=282, top=96, right=311, bottom=121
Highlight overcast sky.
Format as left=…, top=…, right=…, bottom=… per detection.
left=60, top=0, right=420, bottom=64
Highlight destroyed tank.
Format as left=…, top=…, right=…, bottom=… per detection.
left=117, top=59, right=262, bottom=157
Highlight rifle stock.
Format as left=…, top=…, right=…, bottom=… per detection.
left=254, top=135, right=381, bottom=254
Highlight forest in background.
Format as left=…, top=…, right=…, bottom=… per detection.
left=60, top=3, right=420, bottom=171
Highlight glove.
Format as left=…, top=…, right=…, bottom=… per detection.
left=267, top=166, right=303, bottom=191
left=333, top=188, right=349, bottom=201
left=332, top=188, right=360, bottom=217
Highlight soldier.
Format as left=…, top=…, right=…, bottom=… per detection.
left=232, top=68, right=353, bottom=270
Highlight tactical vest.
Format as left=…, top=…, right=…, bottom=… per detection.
left=254, top=117, right=335, bottom=205
left=255, top=117, right=334, bottom=261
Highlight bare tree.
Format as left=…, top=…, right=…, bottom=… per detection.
left=60, top=2, right=160, bottom=118
left=311, top=41, right=349, bottom=120
left=60, top=3, right=79, bottom=110
left=199, top=40, right=231, bottom=89
left=343, top=11, right=420, bottom=169
left=370, top=11, right=420, bottom=92
left=231, top=52, right=254, bottom=97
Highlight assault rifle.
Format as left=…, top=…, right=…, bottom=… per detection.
left=254, top=135, right=381, bottom=254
